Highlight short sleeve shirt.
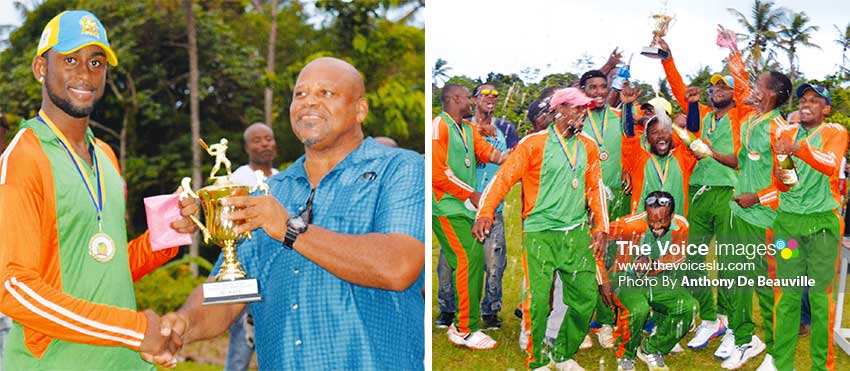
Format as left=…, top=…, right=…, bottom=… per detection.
left=212, top=138, right=424, bottom=370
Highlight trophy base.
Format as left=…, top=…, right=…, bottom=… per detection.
left=640, top=47, right=669, bottom=59
left=202, top=278, right=262, bottom=305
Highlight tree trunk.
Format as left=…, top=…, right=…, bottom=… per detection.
left=185, top=0, right=201, bottom=277
left=264, top=0, right=277, bottom=127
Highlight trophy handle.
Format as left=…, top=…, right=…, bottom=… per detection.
left=250, top=170, right=270, bottom=195
left=179, top=177, right=212, bottom=243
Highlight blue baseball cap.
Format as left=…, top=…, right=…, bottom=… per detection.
left=36, top=10, right=118, bottom=66
left=796, top=83, right=832, bottom=106
left=710, top=74, right=734, bottom=88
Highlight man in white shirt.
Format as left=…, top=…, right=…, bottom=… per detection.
left=230, top=122, right=279, bottom=186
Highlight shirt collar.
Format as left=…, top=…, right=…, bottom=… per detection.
left=276, top=137, right=384, bottom=183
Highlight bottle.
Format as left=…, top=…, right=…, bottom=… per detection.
left=776, top=154, right=799, bottom=187
left=672, top=125, right=712, bottom=158
left=610, top=54, right=633, bottom=91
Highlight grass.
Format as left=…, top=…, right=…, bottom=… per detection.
left=432, top=186, right=850, bottom=370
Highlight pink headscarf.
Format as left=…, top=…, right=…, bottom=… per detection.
left=548, top=87, right=595, bottom=112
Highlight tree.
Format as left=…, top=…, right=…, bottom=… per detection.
left=185, top=0, right=201, bottom=276
left=432, top=58, right=451, bottom=87
left=728, top=0, right=785, bottom=75
left=835, top=22, right=850, bottom=78
left=777, top=11, right=820, bottom=81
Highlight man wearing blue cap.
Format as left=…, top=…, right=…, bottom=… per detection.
left=0, top=10, right=197, bottom=370
left=769, top=83, right=848, bottom=371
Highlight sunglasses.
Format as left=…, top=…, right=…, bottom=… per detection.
left=476, top=89, right=499, bottom=97
left=645, top=195, right=672, bottom=207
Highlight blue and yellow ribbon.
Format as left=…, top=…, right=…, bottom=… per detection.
left=586, top=106, right=608, bottom=147
left=36, top=110, right=105, bottom=228
left=553, top=125, right=579, bottom=172
left=650, top=154, right=670, bottom=186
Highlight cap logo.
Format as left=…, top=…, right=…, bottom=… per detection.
left=79, top=15, right=100, bottom=38
left=37, top=26, right=51, bottom=51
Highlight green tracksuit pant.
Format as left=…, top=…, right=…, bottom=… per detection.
left=687, top=185, right=735, bottom=322
left=521, top=228, right=597, bottom=370
left=433, top=215, right=484, bottom=333
left=772, top=210, right=842, bottom=371
left=595, top=189, right=631, bottom=326
left=722, top=213, right=776, bottom=349
left=612, top=273, right=697, bottom=359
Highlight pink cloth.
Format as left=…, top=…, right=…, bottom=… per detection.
left=144, top=194, right=192, bottom=251
left=716, top=30, right=736, bottom=50
left=548, top=87, right=594, bottom=111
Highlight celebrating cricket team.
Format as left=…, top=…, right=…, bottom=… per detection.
left=432, top=24, right=848, bottom=371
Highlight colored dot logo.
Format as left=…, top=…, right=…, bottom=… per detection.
left=775, top=238, right=799, bottom=259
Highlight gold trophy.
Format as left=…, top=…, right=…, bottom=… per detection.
left=640, top=6, right=675, bottom=59
left=180, top=138, right=267, bottom=305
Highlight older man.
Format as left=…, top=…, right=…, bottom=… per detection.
left=157, top=57, right=425, bottom=370
left=0, top=10, right=197, bottom=370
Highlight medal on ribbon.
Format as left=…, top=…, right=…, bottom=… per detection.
left=37, top=111, right=115, bottom=263
left=554, top=125, right=580, bottom=189
left=586, top=106, right=608, bottom=159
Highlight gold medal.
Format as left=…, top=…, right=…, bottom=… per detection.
left=600, top=151, right=609, bottom=161
left=748, top=151, right=760, bottom=161
left=572, top=178, right=579, bottom=189
left=89, top=232, right=115, bottom=263
left=464, top=157, right=471, bottom=168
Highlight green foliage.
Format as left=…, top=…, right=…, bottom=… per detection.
left=134, top=254, right=212, bottom=314
left=0, top=0, right=423, bottom=237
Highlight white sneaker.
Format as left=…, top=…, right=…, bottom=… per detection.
left=714, top=330, right=736, bottom=360
left=687, top=320, right=726, bottom=349
left=669, top=343, right=685, bottom=355
left=447, top=324, right=497, bottom=350
left=580, top=334, right=593, bottom=350
left=637, top=347, right=669, bottom=371
left=721, top=335, right=765, bottom=370
left=618, top=358, right=635, bottom=370
left=596, top=324, right=614, bottom=349
left=755, top=354, right=777, bottom=371
left=554, top=359, right=585, bottom=371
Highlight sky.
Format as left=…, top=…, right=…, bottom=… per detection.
left=427, top=0, right=849, bottom=87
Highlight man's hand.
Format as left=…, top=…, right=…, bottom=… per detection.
left=591, top=231, right=607, bottom=260
left=774, top=138, right=799, bottom=156
left=655, top=36, right=671, bottom=59
left=222, top=195, right=291, bottom=241
left=620, top=82, right=642, bottom=104
left=600, top=47, right=623, bottom=74
left=686, top=86, right=701, bottom=103
left=733, top=193, right=759, bottom=208
left=490, top=150, right=508, bottom=164
left=478, top=123, right=497, bottom=137
left=599, top=282, right=615, bottom=308
left=170, top=194, right=201, bottom=234
left=468, top=192, right=482, bottom=209
left=621, top=173, right=632, bottom=195
left=139, top=309, right=181, bottom=368
left=472, top=218, right=494, bottom=241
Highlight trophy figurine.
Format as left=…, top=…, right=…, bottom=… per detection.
left=640, top=10, right=675, bottom=59
left=179, top=138, right=268, bottom=305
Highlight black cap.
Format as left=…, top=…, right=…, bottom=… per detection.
left=527, top=97, right=551, bottom=122
left=579, top=70, right=607, bottom=88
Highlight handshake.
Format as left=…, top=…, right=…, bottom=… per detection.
left=138, top=309, right=191, bottom=368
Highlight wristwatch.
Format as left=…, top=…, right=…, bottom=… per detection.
left=283, top=213, right=308, bottom=249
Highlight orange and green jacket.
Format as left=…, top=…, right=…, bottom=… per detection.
left=622, top=135, right=697, bottom=216
left=662, top=55, right=742, bottom=188
left=608, top=211, right=689, bottom=276
left=432, top=112, right=498, bottom=218
left=771, top=122, right=849, bottom=214
left=0, top=113, right=178, bottom=369
left=476, top=125, right=609, bottom=283
left=725, top=50, right=791, bottom=228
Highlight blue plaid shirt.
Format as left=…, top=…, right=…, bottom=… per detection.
left=213, top=138, right=424, bottom=370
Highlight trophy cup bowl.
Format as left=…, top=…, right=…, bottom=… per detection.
left=179, top=138, right=268, bottom=305
left=640, top=13, right=674, bottom=59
